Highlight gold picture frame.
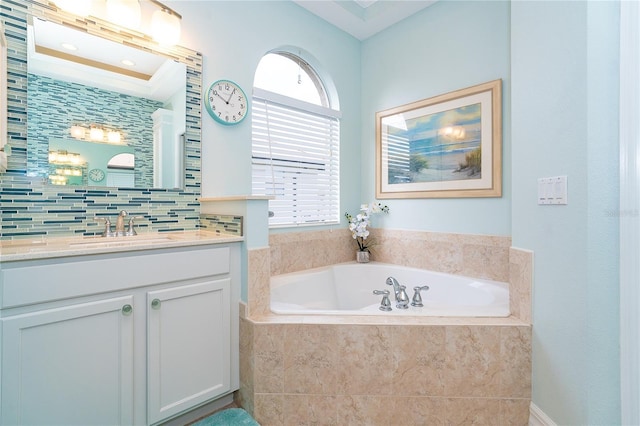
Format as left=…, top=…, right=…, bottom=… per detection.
left=376, top=79, right=502, bottom=199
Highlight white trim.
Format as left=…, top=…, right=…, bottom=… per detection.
left=529, top=402, right=557, bottom=426
left=253, top=87, right=342, bottom=119
left=619, top=2, right=640, bottom=425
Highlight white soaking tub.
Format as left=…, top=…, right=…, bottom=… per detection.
left=270, top=262, right=510, bottom=317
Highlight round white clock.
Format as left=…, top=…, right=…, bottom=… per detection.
left=204, top=79, right=248, bottom=125
left=89, top=168, right=105, bottom=182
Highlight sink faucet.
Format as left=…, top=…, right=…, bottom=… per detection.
left=115, top=210, right=128, bottom=237
left=386, top=277, right=410, bottom=309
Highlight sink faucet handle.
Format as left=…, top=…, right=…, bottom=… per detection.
left=373, top=289, right=392, bottom=311
left=411, top=285, right=430, bottom=307
left=125, top=216, right=144, bottom=236
left=94, top=217, right=114, bottom=237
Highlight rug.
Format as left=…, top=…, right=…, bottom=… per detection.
left=192, top=408, right=260, bottom=426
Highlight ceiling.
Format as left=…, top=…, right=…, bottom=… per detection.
left=291, top=0, right=437, bottom=40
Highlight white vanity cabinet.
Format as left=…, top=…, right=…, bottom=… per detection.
left=2, top=295, right=136, bottom=425
left=0, top=242, right=240, bottom=426
left=147, top=279, right=231, bottom=424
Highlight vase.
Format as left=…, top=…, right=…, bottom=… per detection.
left=356, top=251, right=370, bottom=263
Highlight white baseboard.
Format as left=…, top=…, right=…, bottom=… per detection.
left=529, top=402, right=557, bottom=426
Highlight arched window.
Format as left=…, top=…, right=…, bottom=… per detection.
left=252, top=51, right=341, bottom=227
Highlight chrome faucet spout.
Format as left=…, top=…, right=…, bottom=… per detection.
left=386, top=276, right=409, bottom=309
left=386, top=277, right=401, bottom=295
left=115, top=210, right=128, bottom=236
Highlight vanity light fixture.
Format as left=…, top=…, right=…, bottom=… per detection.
left=49, top=174, right=68, bottom=185
left=49, top=150, right=82, bottom=165
left=69, top=125, right=124, bottom=144
left=150, top=0, right=182, bottom=46
left=53, top=0, right=182, bottom=46
left=106, top=0, right=142, bottom=31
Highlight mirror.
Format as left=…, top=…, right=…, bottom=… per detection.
left=26, top=17, right=186, bottom=189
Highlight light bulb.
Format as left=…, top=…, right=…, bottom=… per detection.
left=90, top=127, right=104, bottom=141
left=70, top=125, right=85, bottom=139
left=106, top=0, right=142, bottom=30
left=151, top=9, right=181, bottom=46
left=107, top=130, right=121, bottom=144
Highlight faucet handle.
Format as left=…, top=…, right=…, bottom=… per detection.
left=411, top=285, right=430, bottom=307
left=125, top=216, right=144, bottom=236
left=373, top=289, right=392, bottom=311
left=94, top=217, right=114, bottom=237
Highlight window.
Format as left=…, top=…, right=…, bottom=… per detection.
left=252, top=52, right=341, bottom=227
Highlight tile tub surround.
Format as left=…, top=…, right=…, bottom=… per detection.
left=509, top=248, right=534, bottom=324
left=238, top=230, right=535, bottom=424
left=239, top=315, right=531, bottom=426
left=269, top=229, right=511, bottom=282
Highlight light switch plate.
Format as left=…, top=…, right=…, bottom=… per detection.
left=538, top=176, right=568, bottom=205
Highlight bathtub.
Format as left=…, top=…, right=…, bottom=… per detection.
left=270, top=262, right=510, bottom=317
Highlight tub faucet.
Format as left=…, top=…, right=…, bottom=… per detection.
left=386, top=277, right=409, bottom=309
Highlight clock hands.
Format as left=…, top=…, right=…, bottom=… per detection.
left=214, top=88, right=236, bottom=105
left=225, top=88, right=236, bottom=105
left=215, top=92, right=228, bottom=104
left=206, top=80, right=247, bottom=125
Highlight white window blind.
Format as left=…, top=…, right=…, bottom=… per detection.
left=252, top=88, right=341, bottom=227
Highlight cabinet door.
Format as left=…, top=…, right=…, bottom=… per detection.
left=1, top=296, right=135, bottom=426
left=147, top=279, right=230, bottom=424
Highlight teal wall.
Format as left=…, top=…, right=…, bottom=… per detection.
left=511, top=1, right=620, bottom=424
left=361, top=0, right=511, bottom=235
left=177, top=0, right=361, bottom=231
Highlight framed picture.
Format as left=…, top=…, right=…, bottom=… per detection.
left=376, top=79, right=502, bottom=199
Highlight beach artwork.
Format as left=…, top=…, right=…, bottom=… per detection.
left=376, top=79, right=502, bottom=199
left=383, top=103, right=482, bottom=185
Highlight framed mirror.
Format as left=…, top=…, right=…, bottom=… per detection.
left=4, top=0, right=202, bottom=192
left=27, top=17, right=187, bottom=189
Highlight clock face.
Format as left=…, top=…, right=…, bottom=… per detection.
left=204, top=79, right=248, bottom=125
left=89, top=168, right=105, bottom=182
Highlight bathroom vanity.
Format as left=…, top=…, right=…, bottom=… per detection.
left=0, top=232, right=242, bottom=425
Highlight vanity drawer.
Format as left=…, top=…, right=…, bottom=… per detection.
left=0, top=246, right=230, bottom=308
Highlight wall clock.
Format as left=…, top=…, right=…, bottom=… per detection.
left=89, top=168, right=105, bottom=182
left=204, top=79, right=248, bottom=125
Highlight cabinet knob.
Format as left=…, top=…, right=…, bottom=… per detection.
left=151, top=299, right=161, bottom=310
left=122, top=304, right=133, bottom=316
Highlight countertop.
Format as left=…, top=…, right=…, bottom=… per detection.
left=0, top=230, right=243, bottom=262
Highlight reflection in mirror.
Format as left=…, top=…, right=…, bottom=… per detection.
left=26, top=17, right=186, bottom=189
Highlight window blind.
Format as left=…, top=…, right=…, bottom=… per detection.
left=252, top=88, right=340, bottom=227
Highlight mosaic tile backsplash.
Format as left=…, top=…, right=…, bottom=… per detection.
left=27, top=73, right=163, bottom=188
left=1, top=0, right=206, bottom=239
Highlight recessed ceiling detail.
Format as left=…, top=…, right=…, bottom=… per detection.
left=292, top=0, right=436, bottom=40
